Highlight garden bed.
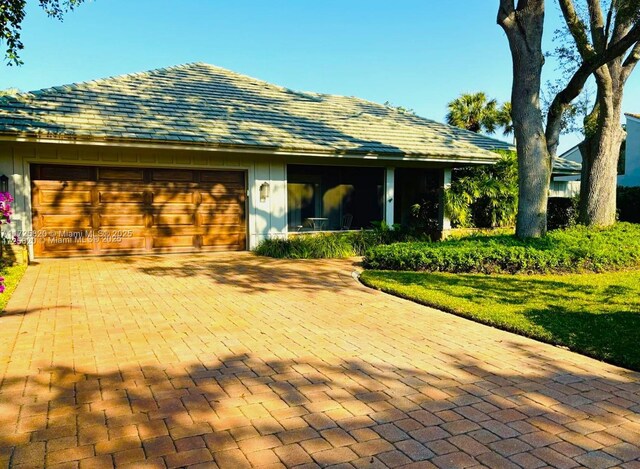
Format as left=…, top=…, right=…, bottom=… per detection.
left=0, top=262, right=27, bottom=312
left=255, top=226, right=428, bottom=259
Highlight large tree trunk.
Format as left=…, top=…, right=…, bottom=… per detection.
left=579, top=117, right=624, bottom=226
left=514, top=110, right=551, bottom=238
left=499, top=1, right=550, bottom=238
left=579, top=62, right=626, bottom=226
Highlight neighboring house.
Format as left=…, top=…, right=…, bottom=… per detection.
left=0, top=63, right=578, bottom=259
left=621, top=113, right=640, bottom=187
left=557, top=113, right=640, bottom=187
left=467, top=139, right=582, bottom=199
left=550, top=157, right=582, bottom=198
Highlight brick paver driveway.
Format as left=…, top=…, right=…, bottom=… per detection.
left=1, top=253, right=639, bottom=469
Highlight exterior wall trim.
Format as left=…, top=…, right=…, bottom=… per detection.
left=0, top=135, right=499, bottom=165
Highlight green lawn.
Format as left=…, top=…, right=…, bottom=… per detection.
left=360, top=270, right=640, bottom=371
left=0, top=263, right=27, bottom=312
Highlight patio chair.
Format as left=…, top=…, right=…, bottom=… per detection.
left=296, top=219, right=313, bottom=232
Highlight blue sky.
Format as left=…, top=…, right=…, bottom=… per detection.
left=1, top=0, right=638, bottom=152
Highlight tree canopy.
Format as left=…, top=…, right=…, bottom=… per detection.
left=0, top=0, right=85, bottom=65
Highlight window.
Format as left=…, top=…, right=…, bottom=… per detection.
left=287, top=165, right=383, bottom=231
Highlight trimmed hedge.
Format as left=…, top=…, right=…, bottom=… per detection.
left=363, top=223, right=640, bottom=274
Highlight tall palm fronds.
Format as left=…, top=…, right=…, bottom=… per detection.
left=446, top=92, right=512, bottom=136
left=444, top=151, right=518, bottom=228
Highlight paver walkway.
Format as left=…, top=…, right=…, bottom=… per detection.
left=0, top=253, right=639, bottom=469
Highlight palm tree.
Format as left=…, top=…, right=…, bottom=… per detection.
left=497, top=102, right=514, bottom=137
left=446, top=92, right=512, bottom=136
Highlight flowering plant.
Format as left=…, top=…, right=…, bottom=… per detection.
left=0, top=191, right=13, bottom=294
left=0, top=192, right=12, bottom=224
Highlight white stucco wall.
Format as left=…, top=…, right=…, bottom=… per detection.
left=0, top=141, right=289, bottom=257
left=620, top=115, right=640, bottom=187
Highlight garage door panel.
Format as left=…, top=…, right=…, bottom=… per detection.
left=155, top=213, right=196, bottom=226
left=98, top=168, right=145, bottom=181
left=39, top=240, right=95, bottom=253
left=37, top=214, right=93, bottom=229
left=99, top=190, right=146, bottom=204
left=201, top=170, right=243, bottom=181
left=202, top=233, right=244, bottom=247
left=152, top=192, right=194, bottom=204
left=200, top=213, right=245, bottom=226
left=199, top=195, right=246, bottom=208
left=99, top=214, right=146, bottom=228
left=152, top=235, right=195, bottom=248
left=199, top=183, right=245, bottom=195
left=152, top=169, right=194, bottom=182
left=36, top=165, right=96, bottom=181
left=37, top=189, right=93, bottom=206
left=32, top=164, right=247, bottom=257
left=98, top=237, right=147, bottom=251
left=200, top=226, right=245, bottom=236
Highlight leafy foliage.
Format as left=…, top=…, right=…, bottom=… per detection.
left=541, top=79, right=595, bottom=136
left=0, top=0, right=85, bottom=65
left=255, top=233, right=356, bottom=259
left=547, top=196, right=579, bottom=230
left=255, top=224, right=428, bottom=259
left=445, top=92, right=512, bottom=136
left=444, top=151, right=518, bottom=228
left=363, top=223, right=640, bottom=274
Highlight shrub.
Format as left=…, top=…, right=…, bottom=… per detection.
left=255, top=223, right=431, bottom=259
left=363, top=223, right=640, bottom=274
left=617, top=186, right=640, bottom=223
left=547, top=196, right=578, bottom=230
left=444, top=150, right=518, bottom=228
left=255, top=233, right=356, bottom=259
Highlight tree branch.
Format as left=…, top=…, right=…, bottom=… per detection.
left=558, top=0, right=595, bottom=59
left=497, top=0, right=516, bottom=28
left=604, top=2, right=614, bottom=45
left=545, top=21, right=640, bottom=156
left=586, top=0, right=606, bottom=52
left=621, top=41, right=640, bottom=83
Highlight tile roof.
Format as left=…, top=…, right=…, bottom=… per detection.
left=0, top=62, right=580, bottom=173
left=552, top=155, right=582, bottom=173
left=0, top=62, right=510, bottom=162
left=626, top=113, right=640, bottom=119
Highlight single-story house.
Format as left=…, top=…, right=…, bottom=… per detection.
left=0, top=62, right=578, bottom=259
left=558, top=113, right=639, bottom=187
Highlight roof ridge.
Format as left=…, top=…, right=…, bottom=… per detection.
left=24, top=62, right=205, bottom=97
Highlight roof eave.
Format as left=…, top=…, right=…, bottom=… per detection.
left=0, top=132, right=500, bottom=165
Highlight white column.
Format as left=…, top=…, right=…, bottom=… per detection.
left=384, top=167, right=395, bottom=227
left=439, top=168, right=452, bottom=232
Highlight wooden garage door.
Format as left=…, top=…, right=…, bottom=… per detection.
left=31, top=164, right=246, bottom=257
